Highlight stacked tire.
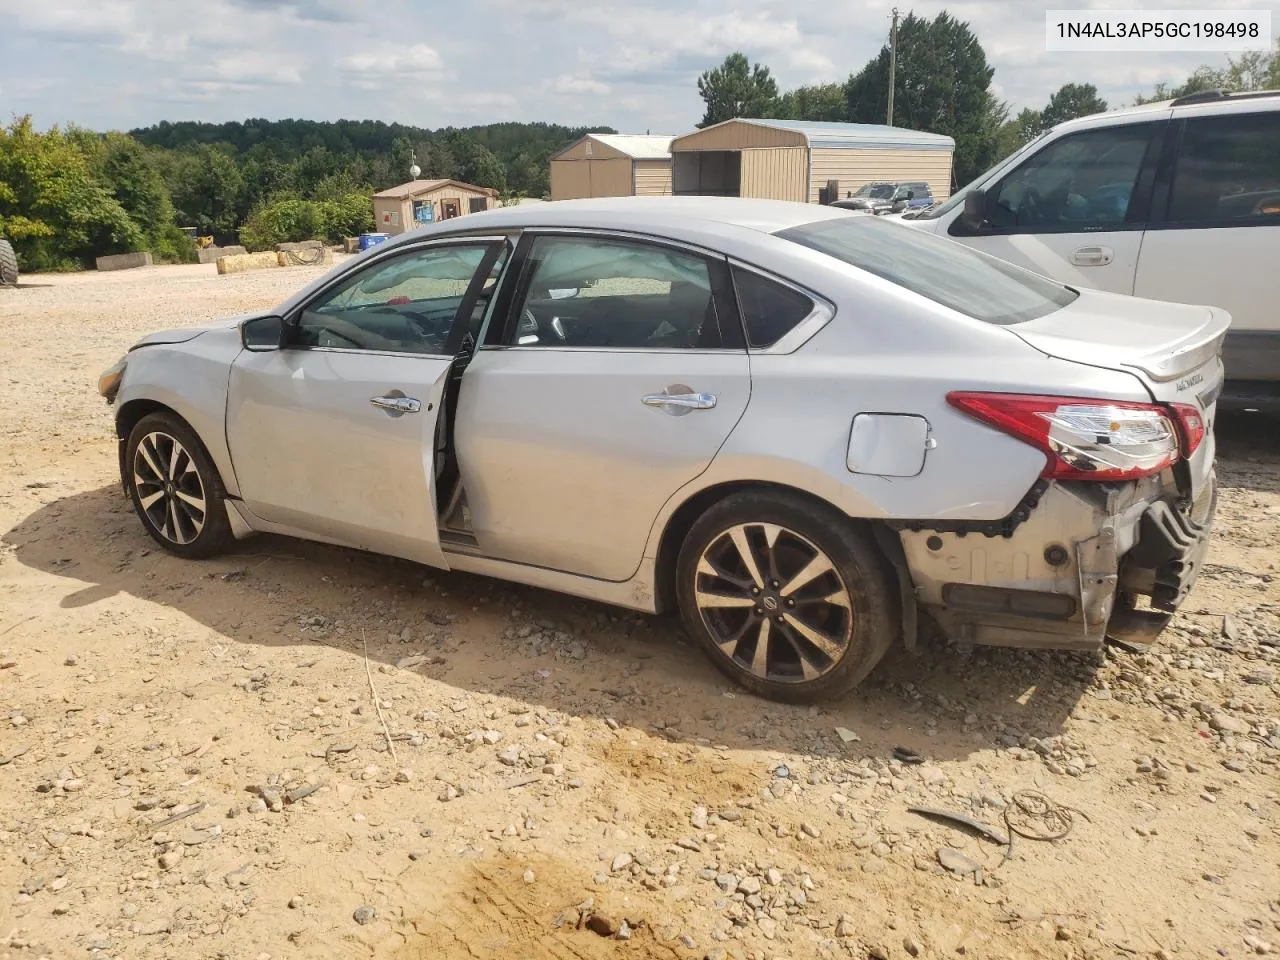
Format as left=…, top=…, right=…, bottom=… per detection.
left=0, top=239, right=17, bottom=286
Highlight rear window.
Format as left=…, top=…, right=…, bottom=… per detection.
left=777, top=216, right=1078, bottom=325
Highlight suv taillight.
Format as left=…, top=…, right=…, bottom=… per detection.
left=947, top=392, right=1180, bottom=481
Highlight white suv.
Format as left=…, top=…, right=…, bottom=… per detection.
left=901, top=90, right=1280, bottom=410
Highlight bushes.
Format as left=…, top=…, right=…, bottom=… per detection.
left=239, top=192, right=373, bottom=250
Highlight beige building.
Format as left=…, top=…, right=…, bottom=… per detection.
left=371, top=179, right=499, bottom=236
left=670, top=119, right=954, bottom=205
left=549, top=134, right=674, bottom=201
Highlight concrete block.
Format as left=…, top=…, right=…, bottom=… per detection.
left=197, top=245, right=247, bottom=264
left=343, top=237, right=360, bottom=254
left=96, top=251, right=153, bottom=272
left=216, top=252, right=283, bottom=275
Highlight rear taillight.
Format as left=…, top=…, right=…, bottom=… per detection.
left=1168, top=402, right=1206, bottom=457
left=947, top=392, right=1179, bottom=481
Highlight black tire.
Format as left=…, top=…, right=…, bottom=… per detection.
left=676, top=490, right=900, bottom=704
left=125, top=412, right=233, bottom=559
left=0, top=239, right=17, bottom=286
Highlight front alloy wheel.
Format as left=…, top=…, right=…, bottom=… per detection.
left=133, top=431, right=207, bottom=545
left=125, top=412, right=233, bottom=558
left=676, top=490, right=899, bottom=704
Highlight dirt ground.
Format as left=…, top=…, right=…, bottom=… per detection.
left=0, top=263, right=1277, bottom=960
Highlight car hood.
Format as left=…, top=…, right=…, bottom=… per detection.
left=1011, top=287, right=1230, bottom=389
left=128, top=311, right=271, bottom=350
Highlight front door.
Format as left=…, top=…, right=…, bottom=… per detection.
left=441, top=199, right=461, bottom=220
left=453, top=232, right=751, bottom=581
left=226, top=238, right=507, bottom=568
left=950, top=121, right=1163, bottom=296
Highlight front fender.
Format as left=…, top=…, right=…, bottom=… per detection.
left=113, top=328, right=242, bottom=498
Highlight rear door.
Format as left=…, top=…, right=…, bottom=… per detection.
left=452, top=231, right=751, bottom=581
left=1134, top=106, right=1280, bottom=382
left=227, top=237, right=507, bottom=568
left=949, top=120, right=1166, bottom=295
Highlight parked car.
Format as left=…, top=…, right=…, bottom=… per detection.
left=899, top=89, right=1280, bottom=411
left=832, top=181, right=934, bottom=215
left=98, top=197, right=1222, bottom=703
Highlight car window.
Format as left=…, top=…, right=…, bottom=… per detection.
left=779, top=215, right=1078, bottom=325
left=733, top=267, right=815, bottom=348
left=295, top=244, right=493, bottom=354
left=1167, top=112, right=1280, bottom=224
left=987, top=124, right=1153, bottom=229
left=509, top=235, right=724, bottom=349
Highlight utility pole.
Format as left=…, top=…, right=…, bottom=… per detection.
left=887, top=6, right=899, bottom=126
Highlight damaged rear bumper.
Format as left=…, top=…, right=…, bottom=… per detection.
left=894, top=474, right=1216, bottom=653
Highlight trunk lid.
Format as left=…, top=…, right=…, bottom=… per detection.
left=1010, top=287, right=1228, bottom=498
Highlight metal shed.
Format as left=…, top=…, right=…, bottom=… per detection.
left=669, top=119, right=955, bottom=205
left=372, top=179, right=499, bottom=236
left=549, top=135, right=674, bottom=201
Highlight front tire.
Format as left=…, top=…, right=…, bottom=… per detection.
left=676, top=491, right=899, bottom=704
left=125, top=412, right=233, bottom=559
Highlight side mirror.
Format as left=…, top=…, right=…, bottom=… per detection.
left=960, top=189, right=988, bottom=231
left=241, top=314, right=286, bottom=352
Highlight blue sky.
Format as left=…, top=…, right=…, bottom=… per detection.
left=0, top=0, right=1272, bottom=135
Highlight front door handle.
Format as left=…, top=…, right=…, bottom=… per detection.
left=642, top=389, right=717, bottom=415
left=370, top=394, right=423, bottom=416
left=1070, top=245, right=1114, bottom=266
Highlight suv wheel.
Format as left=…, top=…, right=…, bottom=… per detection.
left=676, top=490, right=899, bottom=704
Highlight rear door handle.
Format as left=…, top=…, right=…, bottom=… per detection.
left=642, top=391, right=717, bottom=411
left=370, top=394, right=423, bottom=416
left=1070, top=245, right=1114, bottom=266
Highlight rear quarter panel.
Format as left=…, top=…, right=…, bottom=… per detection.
left=114, top=329, right=243, bottom=498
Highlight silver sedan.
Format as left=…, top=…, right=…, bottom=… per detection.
left=98, top=197, right=1224, bottom=703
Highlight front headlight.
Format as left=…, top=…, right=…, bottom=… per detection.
left=97, top=356, right=127, bottom=402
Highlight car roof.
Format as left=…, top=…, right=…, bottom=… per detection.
left=1049, top=88, right=1280, bottom=134
left=386, top=196, right=852, bottom=245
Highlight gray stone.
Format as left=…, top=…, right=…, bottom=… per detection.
left=714, top=873, right=738, bottom=892
left=835, top=914, right=856, bottom=937
left=737, top=876, right=762, bottom=895
left=718, top=807, right=742, bottom=822
left=938, top=847, right=981, bottom=877
left=801, top=822, right=821, bottom=838
left=96, top=252, right=153, bottom=272
left=353, top=905, right=376, bottom=925
left=611, top=853, right=633, bottom=872
left=1211, top=713, right=1251, bottom=735
left=692, top=805, right=708, bottom=829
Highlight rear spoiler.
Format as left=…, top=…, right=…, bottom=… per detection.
left=1121, top=307, right=1230, bottom=383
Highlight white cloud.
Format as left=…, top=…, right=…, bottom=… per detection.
left=0, top=0, right=1272, bottom=136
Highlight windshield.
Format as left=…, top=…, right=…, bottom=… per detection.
left=778, top=215, right=1078, bottom=325
left=855, top=183, right=896, bottom=199
left=917, top=132, right=1052, bottom=220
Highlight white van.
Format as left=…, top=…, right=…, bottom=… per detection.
left=900, top=90, right=1280, bottom=410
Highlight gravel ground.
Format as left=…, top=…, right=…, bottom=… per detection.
left=0, top=263, right=1277, bottom=960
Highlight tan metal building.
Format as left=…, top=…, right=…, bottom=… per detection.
left=549, top=135, right=674, bottom=201
left=372, top=179, right=499, bottom=236
left=669, top=119, right=954, bottom=205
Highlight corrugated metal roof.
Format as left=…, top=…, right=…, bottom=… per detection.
left=587, top=134, right=674, bottom=159
left=372, top=179, right=498, bottom=199
left=703, top=118, right=955, bottom=151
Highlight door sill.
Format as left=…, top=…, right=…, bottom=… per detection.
left=439, top=529, right=480, bottom=550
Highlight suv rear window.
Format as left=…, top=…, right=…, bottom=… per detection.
left=778, top=216, right=1078, bottom=325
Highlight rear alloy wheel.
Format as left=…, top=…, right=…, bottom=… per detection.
left=126, top=412, right=232, bottom=558
left=676, top=491, right=898, bottom=704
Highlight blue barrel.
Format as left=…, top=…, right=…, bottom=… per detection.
left=358, top=233, right=389, bottom=251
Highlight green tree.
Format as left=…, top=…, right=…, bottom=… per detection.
left=167, top=144, right=244, bottom=236
left=1041, top=83, right=1107, bottom=129
left=0, top=116, right=141, bottom=270
left=845, top=11, right=1004, bottom=185
left=777, top=83, right=849, bottom=122
left=696, top=52, right=780, bottom=128
left=994, top=107, right=1045, bottom=161
left=1135, top=39, right=1278, bottom=103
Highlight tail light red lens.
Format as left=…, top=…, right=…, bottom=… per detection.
left=1168, top=402, right=1207, bottom=457
left=947, top=392, right=1180, bottom=481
